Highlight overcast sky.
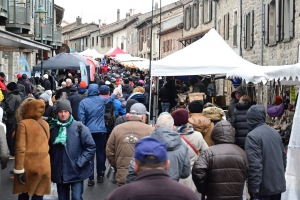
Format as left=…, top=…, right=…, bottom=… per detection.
left=55, top=0, right=179, bottom=24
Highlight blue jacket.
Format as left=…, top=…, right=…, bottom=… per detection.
left=78, top=84, right=116, bottom=133
left=114, top=99, right=126, bottom=117
left=68, top=92, right=83, bottom=121
left=49, top=120, right=96, bottom=184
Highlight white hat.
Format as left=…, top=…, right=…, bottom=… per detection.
left=105, top=81, right=111, bottom=85
left=43, top=74, right=48, bottom=79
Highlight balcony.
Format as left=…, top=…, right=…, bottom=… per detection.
left=52, top=24, right=62, bottom=46
left=0, top=0, right=8, bottom=22
left=6, top=1, right=30, bottom=33
left=35, top=17, right=53, bottom=43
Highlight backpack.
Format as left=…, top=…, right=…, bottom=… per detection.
left=0, top=90, right=4, bottom=102
left=104, top=102, right=116, bottom=127
left=77, top=121, right=82, bottom=137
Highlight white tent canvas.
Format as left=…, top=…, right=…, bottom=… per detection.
left=151, top=28, right=259, bottom=76
left=79, top=48, right=104, bottom=58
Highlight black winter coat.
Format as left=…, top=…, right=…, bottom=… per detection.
left=232, top=101, right=253, bottom=149
left=245, top=105, right=286, bottom=196
left=43, top=79, right=51, bottom=90
left=43, top=103, right=55, bottom=118
left=68, top=93, right=82, bottom=121
left=122, top=84, right=133, bottom=95
left=192, top=121, right=249, bottom=200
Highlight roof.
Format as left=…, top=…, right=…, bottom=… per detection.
left=62, top=22, right=98, bottom=34
left=69, top=32, right=90, bottom=40
left=54, top=4, right=65, bottom=25
left=99, top=13, right=141, bottom=30
left=178, top=28, right=211, bottom=42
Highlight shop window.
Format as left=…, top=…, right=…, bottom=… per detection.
left=244, top=10, right=254, bottom=50
left=233, top=10, right=238, bottom=46
left=192, top=3, right=199, bottom=28
left=101, top=38, right=105, bottom=47
left=184, top=6, right=191, bottom=30
left=202, top=0, right=212, bottom=24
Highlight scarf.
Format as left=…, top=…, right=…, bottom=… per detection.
left=176, top=124, right=194, bottom=135
left=50, top=116, right=74, bottom=146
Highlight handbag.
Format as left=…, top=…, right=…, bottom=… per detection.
left=106, top=164, right=117, bottom=184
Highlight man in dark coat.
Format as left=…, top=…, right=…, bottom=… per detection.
left=68, top=86, right=83, bottom=121
left=42, top=74, right=51, bottom=91
left=20, top=74, right=32, bottom=96
left=106, top=137, right=198, bottom=200
left=192, top=120, right=249, bottom=200
left=227, top=86, right=244, bottom=123
left=245, top=105, right=286, bottom=200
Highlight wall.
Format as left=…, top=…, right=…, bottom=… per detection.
left=113, top=29, right=127, bottom=51
left=161, top=29, right=183, bottom=58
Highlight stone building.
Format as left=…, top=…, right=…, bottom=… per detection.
left=0, top=0, right=63, bottom=81
left=62, top=17, right=98, bottom=52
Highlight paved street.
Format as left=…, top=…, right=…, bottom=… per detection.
left=1, top=160, right=118, bottom=200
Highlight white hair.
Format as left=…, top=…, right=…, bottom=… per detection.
left=61, top=81, right=66, bottom=86
left=66, top=78, right=72, bottom=83
left=156, top=114, right=174, bottom=129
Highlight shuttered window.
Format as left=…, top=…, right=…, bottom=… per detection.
left=139, top=30, right=143, bottom=51
left=192, top=3, right=199, bottom=28
left=233, top=10, right=238, bottom=46
left=184, top=6, right=191, bottom=30
left=202, top=0, right=212, bottom=24
left=147, top=27, right=151, bottom=48
left=169, top=39, right=172, bottom=51
left=224, top=13, right=229, bottom=40
left=101, top=38, right=105, bottom=47
left=244, top=10, right=254, bottom=50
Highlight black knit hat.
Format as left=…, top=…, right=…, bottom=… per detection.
left=56, top=99, right=72, bottom=114
left=7, top=82, right=17, bottom=91
left=188, top=100, right=204, bottom=113
left=126, top=99, right=139, bottom=113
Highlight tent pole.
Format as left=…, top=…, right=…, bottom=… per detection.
left=148, top=76, right=153, bottom=125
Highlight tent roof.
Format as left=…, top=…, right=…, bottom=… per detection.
left=151, top=28, right=259, bottom=76
left=105, top=47, right=127, bottom=57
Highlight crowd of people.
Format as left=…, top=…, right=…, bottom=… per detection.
left=0, top=59, right=287, bottom=200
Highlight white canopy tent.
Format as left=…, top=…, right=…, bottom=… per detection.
left=151, top=28, right=259, bottom=76
left=79, top=48, right=104, bottom=59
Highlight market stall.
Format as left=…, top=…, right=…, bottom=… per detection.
left=105, top=47, right=129, bottom=57
left=80, top=48, right=104, bottom=59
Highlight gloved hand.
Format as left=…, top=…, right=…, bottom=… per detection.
left=18, top=173, right=26, bottom=185
left=250, top=193, right=259, bottom=200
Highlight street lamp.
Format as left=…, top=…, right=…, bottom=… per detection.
left=36, top=4, right=47, bottom=76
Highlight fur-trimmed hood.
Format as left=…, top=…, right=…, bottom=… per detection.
left=15, top=97, right=35, bottom=124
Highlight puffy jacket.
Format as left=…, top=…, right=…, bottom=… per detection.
left=188, top=113, right=214, bottom=146
left=245, top=105, right=286, bottom=196
left=192, top=121, right=249, bottom=200
left=78, top=84, right=116, bottom=133
left=68, top=92, right=83, bottom=121
left=126, top=127, right=191, bottom=184
left=232, top=101, right=254, bottom=149
left=5, top=90, right=21, bottom=123
left=114, top=99, right=126, bottom=117
left=228, top=86, right=244, bottom=123
left=106, top=118, right=153, bottom=185
left=49, top=120, right=96, bottom=184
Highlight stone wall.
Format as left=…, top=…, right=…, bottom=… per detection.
left=161, top=29, right=183, bottom=58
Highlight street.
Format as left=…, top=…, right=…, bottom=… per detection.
left=1, top=160, right=118, bottom=200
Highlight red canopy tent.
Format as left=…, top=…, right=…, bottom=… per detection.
left=105, top=47, right=127, bottom=57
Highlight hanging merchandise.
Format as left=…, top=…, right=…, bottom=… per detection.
left=267, top=81, right=284, bottom=117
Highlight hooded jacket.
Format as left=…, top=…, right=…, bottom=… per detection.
left=188, top=113, right=214, bottom=146
left=78, top=84, right=116, bottom=133
left=13, top=100, right=51, bottom=196
left=245, top=105, right=286, bottom=196
left=192, top=121, right=249, bottom=200
left=106, top=117, right=154, bottom=185
left=68, top=92, right=83, bottom=121
left=202, top=107, right=225, bottom=124
left=125, top=127, right=191, bottom=184
left=5, top=90, right=22, bottom=123
left=0, top=106, right=9, bottom=190
left=232, top=101, right=254, bottom=149
left=228, top=86, right=244, bottom=123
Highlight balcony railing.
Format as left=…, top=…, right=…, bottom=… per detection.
left=6, top=1, right=30, bottom=26
left=35, top=17, right=53, bottom=41
left=0, top=0, right=8, bottom=19
left=53, top=24, right=62, bottom=46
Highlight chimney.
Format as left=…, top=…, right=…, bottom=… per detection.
left=76, top=16, right=82, bottom=26
left=155, top=2, right=158, bottom=10
left=117, top=9, right=120, bottom=21
left=98, top=19, right=101, bottom=28
left=126, top=13, right=130, bottom=20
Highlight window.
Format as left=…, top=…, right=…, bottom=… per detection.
left=107, top=37, right=111, bottom=46
left=139, top=30, right=143, bottom=51
left=244, top=10, right=254, bottom=50
left=192, top=3, right=199, bottom=28
left=224, top=13, right=229, bottom=40
left=101, top=38, right=105, bottom=47
left=92, top=37, right=94, bottom=46
left=283, top=0, right=294, bottom=41
left=121, top=42, right=124, bottom=50
left=233, top=10, right=238, bottom=46
left=86, top=38, right=88, bottom=47
left=163, top=39, right=173, bottom=53
left=147, top=27, right=151, bottom=48
left=96, top=36, right=99, bottom=45
left=116, top=37, right=118, bottom=47
left=202, top=0, right=212, bottom=24
left=218, top=19, right=221, bottom=35
left=184, top=6, right=191, bottom=30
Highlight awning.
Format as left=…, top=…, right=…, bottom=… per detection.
left=0, top=29, right=52, bottom=51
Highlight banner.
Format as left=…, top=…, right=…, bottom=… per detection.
left=79, top=62, right=88, bottom=85
left=19, top=57, right=31, bottom=78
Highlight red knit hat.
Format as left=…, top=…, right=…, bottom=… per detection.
left=171, top=108, right=189, bottom=126
left=17, top=74, right=22, bottom=79
left=79, top=81, right=87, bottom=88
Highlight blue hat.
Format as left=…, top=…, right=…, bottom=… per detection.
left=99, top=85, right=109, bottom=95
left=134, top=138, right=168, bottom=163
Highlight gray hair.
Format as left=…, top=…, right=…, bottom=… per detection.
left=156, top=114, right=174, bottom=129
left=66, top=78, right=72, bottom=83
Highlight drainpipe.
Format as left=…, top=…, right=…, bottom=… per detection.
left=260, top=0, right=264, bottom=65
left=239, top=0, right=242, bottom=57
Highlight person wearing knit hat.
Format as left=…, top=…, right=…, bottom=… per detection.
left=39, top=92, right=55, bottom=118
left=171, top=108, right=208, bottom=196
left=188, top=100, right=214, bottom=147
left=7, top=82, right=17, bottom=92
left=78, top=81, right=88, bottom=99
left=48, top=99, right=96, bottom=200
left=114, top=99, right=139, bottom=127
